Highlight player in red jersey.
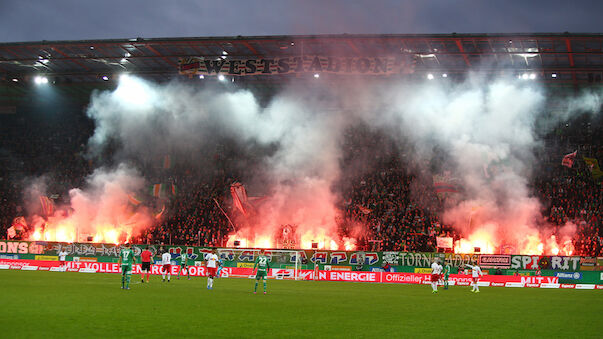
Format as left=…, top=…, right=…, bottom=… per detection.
left=140, top=246, right=153, bottom=283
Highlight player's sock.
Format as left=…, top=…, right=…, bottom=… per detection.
left=162, top=273, right=165, bottom=281
left=254, top=281, right=258, bottom=292
left=146, top=272, right=150, bottom=282
left=126, top=273, right=131, bottom=288
left=121, top=273, right=125, bottom=288
left=168, top=273, right=170, bottom=281
left=263, top=280, right=266, bottom=293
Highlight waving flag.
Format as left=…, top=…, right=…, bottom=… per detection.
left=561, top=150, right=577, bottom=168
left=433, top=174, right=460, bottom=194
left=39, top=196, right=54, bottom=217
left=230, top=182, right=248, bottom=215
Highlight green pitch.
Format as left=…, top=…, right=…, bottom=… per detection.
left=1, top=271, right=602, bottom=338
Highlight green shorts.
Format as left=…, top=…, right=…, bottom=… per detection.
left=121, top=264, right=132, bottom=274
left=255, top=270, right=267, bottom=279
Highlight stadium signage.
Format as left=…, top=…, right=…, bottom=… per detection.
left=178, top=55, right=413, bottom=76
left=318, top=271, right=379, bottom=282
left=479, top=255, right=511, bottom=268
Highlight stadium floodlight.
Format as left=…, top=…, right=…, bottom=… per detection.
left=529, top=73, right=536, bottom=80
left=90, top=46, right=94, bottom=50
left=124, top=52, right=131, bottom=57
left=34, top=76, right=48, bottom=85
left=427, top=73, right=434, bottom=80
left=551, top=73, right=557, bottom=78
left=12, top=78, right=18, bottom=82
left=222, top=51, right=228, bottom=55
left=442, top=73, right=448, bottom=78
left=521, top=73, right=529, bottom=80
left=220, top=56, right=227, bottom=60
left=102, top=76, right=109, bottom=81
left=314, top=73, right=320, bottom=78
left=199, top=75, right=205, bottom=79
left=218, top=74, right=226, bottom=81
left=120, top=58, right=127, bottom=63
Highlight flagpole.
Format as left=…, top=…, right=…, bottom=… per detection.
left=213, top=198, right=237, bottom=232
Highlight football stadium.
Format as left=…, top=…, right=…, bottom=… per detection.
left=1, top=33, right=602, bottom=338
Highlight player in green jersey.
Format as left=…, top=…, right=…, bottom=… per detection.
left=443, top=262, right=452, bottom=290
left=253, top=249, right=270, bottom=294
left=118, top=243, right=136, bottom=290
left=178, top=252, right=190, bottom=280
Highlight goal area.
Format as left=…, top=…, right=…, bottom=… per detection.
left=217, top=248, right=306, bottom=280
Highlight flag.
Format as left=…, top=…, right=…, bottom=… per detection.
left=170, top=183, right=178, bottom=195
left=562, top=150, right=577, bottom=168
left=583, top=157, right=603, bottom=180
left=151, top=184, right=163, bottom=198
left=230, top=182, right=248, bottom=215
left=39, top=196, right=54, bottom=216
left=163, top=155, right=171, bottom=169
left=127, top=193, right=142, bottom=206
left=433, top=174, right=460, bottom=194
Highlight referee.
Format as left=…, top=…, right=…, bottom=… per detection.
left=140, top=246, right=153, bottom=283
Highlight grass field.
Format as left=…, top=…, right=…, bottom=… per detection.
left=1, top=270, right=602, bottom=338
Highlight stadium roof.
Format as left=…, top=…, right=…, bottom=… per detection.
left=1, top=33, right=602, bottom=104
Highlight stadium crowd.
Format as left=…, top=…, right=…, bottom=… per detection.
left=0, top=104, right=601, bottom=256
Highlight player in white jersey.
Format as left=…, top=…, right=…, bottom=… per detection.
left=430, top=259, right=442, bottom=293
left=58, top=249, right=68, bottom=272
left=161, top=251, right=172, bottom=282
left=465, top=264, right=483, bottom=293
left=204, top=249, right=219, bottom=290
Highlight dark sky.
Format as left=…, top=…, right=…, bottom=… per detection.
left=1, top=0, right=601, bottom=43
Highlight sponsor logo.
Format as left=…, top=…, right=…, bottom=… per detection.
left=491, top=282, right=505, bottom=287
left=456, top=281, right=471, bottom=286
left=0, top=254, right=18, bottom=259
left=479, top=254, right=511, bottom=268
left=273, top=269, right=293, bottom=278
left=595, top=285, right=603, bottom=290
left=414, top=268, right=432, bottom=274
left=330, top=252, right=347, bottom=264
left=236, top=262, right=255, bottom=268
left=35, top=255, right=58, bottom=261
left=555, top=272, right=582, bottom=280
left=383, top=273, right=424, bottom=284
left=321, top=271, right=378, bottom=282
left=525, top=283, right=540, bottom=288
left=560, top=284, right=576, bottom=289
left=580, top=257, right=596, bottom=266
left=38, top=266, right=50, bottom=271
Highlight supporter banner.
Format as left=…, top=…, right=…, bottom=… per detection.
left=436, top=237, right=453, bottom=249
left=510, top=255, right=581, bottom=271
left=178, top=55, right=414, bottom=76
left=479, top=254, right=511, bottom=268
left=1, top=240, right=599, bottom=272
